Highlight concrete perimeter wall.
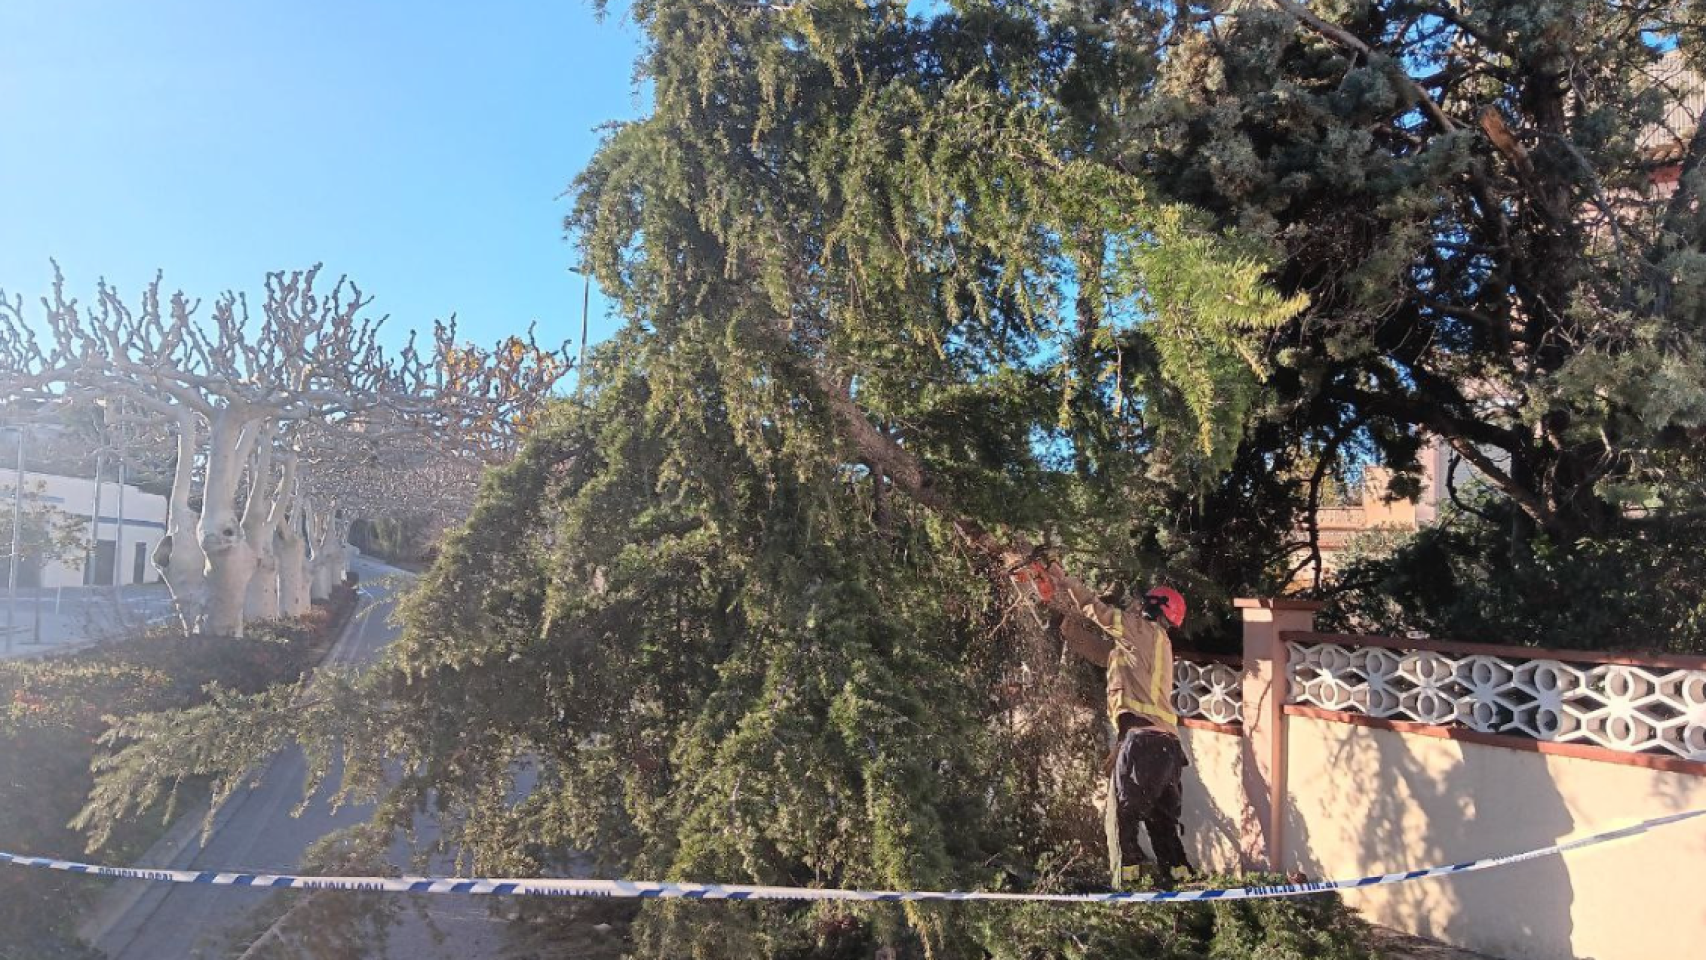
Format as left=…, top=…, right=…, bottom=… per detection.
left=1164, top=601, right=1706, bottom=960
left=1179, top=726, right=1248, bottom=872
left=1284, top=713, right=1706, bottom=960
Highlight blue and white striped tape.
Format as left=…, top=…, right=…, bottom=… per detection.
left=3, top=809, right=1700, bottom=903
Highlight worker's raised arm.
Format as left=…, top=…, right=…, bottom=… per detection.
left=1010, top=559, right=1129, bottom=666
left=1054, top=611, right=1113, bottom=668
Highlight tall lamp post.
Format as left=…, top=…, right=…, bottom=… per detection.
left=25, top=425, right=40, bottom=646
left=4, top=426, right=22, bottom=655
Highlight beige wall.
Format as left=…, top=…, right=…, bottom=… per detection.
left=1359, top=467, right=1417, bottom=528
left=1207, top=600, right=1706, bottom=959
left=1280, top=715, right=1706, bottom=960
left=1179, top=727, right=1248, bottom=873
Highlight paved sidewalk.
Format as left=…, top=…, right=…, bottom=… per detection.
left=0, top=584, right=177, bottom=659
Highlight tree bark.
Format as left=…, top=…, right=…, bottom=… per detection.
left=816, top=371, right=1128, bottom=637
left=245, top=545, right=281, bottom=622
left=277, top=496, right=312, bottom=618
left=330, top=515, right=353, bottom=583
left=308, top=500, right=342, bottom=601
left=157, top=412, right=209, bottom=632
left=197, top=411, right=262, bottom=636
left=243, top=447, right=297, bottom=622
left=201, top=535, right=257, bottom=637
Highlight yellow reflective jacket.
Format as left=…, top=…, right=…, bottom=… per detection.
left=1032, top=566, right=1180, bottom=733
left=1064, top=607, right=1187, bottom=736
left=1099, top=609, right=1178, bottom=733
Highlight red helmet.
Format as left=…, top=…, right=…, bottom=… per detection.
left=1143, top=586, right=1186, bottom=628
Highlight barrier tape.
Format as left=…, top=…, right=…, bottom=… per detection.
left=2, top=809, right=1700, bottom=903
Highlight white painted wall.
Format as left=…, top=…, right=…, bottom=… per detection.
left=0, top=468, right=169, bottom=588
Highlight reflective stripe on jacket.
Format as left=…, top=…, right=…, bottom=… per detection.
left=1095, top=607, right=1178, bottom=733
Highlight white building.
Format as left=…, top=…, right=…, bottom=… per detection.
left=0, top=467, right=169, bottom=589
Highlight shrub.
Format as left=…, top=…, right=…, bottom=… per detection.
left=969, top=890, right=1376, bottom=960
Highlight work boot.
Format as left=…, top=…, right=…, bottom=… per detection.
left=1116, top=863, right=1152, bottom=891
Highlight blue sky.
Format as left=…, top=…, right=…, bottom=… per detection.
left=0, top=1, right=643, bottom=363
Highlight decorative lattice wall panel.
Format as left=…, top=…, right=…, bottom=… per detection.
left=1288, top=639, right=1706, bottom=761
left=1174, top=659, right=1242, bottom=726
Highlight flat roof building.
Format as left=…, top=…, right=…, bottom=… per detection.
left=0, top=466, right=168, bottom=589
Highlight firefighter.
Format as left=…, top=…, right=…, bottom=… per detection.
left=1097, top=585, right=1193, bottom=889
left=1020, top=565, right=1194, bottom=890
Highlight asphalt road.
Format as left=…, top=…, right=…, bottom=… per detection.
left=88, top=559, right=514, bottom=960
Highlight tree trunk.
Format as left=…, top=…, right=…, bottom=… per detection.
left=201, top=534, right=258, bottom=637
left=1066, top=236, right=1106, bottom=480
left=245, top=543, right=281, bottom=622
left=278, top=501, right=312, bottom=618
left=813, top=366, right=1129, bottom=635
left=157, top=413, right=208, bottom=632
left=195, top=411, right=262, bottom=636
left=310, top=554, right=335, bottom=600
left=241, top=444, right=296, bottom=623
left=308, top=501, right=340, bottom=601
left=331, top=518, right=353, bottom=583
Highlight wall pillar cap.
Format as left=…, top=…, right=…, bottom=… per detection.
left=1233, top=598, right=1326, bottom=612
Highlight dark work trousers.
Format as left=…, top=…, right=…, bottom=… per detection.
left=1103, top=723, right=1192, bottom=887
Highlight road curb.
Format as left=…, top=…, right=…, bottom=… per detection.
left=74, top=796, right=213, bottom=948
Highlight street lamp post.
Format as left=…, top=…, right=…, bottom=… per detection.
left=5, top=427, right=22, bottom=655
left=114, top=458, right=127, bottom=595
left=85, top=455, right=103, bottom=584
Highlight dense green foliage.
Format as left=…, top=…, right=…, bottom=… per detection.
left=579, top=0, right=1706, bottom=629
left=79, top=368, right=1373, bottom=959
left=972, top=886, right=1373, bottom=960
left=1117, top=0, right=1706, bottom=586
left=0, top=587, right=356, bottom=960
left=66, top=1, right=1706, bottom=957
left=1324, top=507, right=1706, bottom=651
left=567, top=0, right=1332, bottom=637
